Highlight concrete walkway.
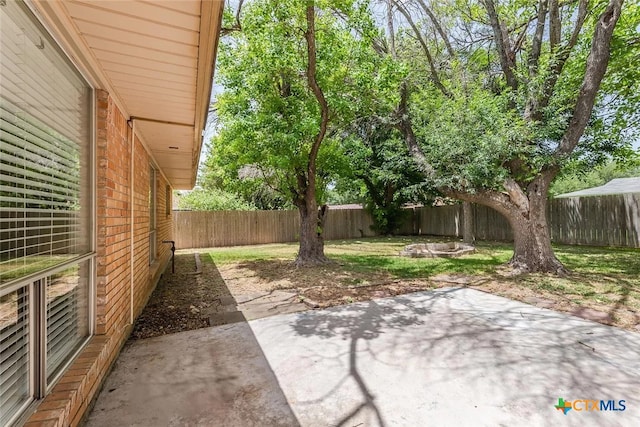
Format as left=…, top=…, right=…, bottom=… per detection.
left=85, top=288, right=640, bottom=427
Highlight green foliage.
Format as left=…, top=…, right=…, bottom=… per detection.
left=560, top=2, right=640, bottom=167
left=207, top=0, right=382, bottom=211
left=391, top=0, right=639, bottom=194
left=176, top=188, right=256, bottom=211
left=366, top=204, right=411, bottom=236
left=325, top=179, right=364, bottom=205
left=412, top=85, right=531, bottom=190
left=599, top=3, right=640, bottom=133
left=199, top=142, right=290, bottom=210
left=206, top=0, right=640, bottom=233
left=340, top=117, right=434, bottom=234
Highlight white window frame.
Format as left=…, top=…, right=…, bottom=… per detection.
left=149, top=165, right=157, bottom=265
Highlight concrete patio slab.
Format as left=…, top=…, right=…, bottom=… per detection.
left=85, top=318, right=299, bottom=427
left=236, top=290, right=308, bottom=320
left=85, top=288, right=640, bottom=427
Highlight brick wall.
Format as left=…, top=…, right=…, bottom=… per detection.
left=132, top=138, right=151, bottom=318
left=26, top=91, right=173, bottom=427
left=96, top=89, right=131, bottom=338
left=156, top=176, right=173, bottom=276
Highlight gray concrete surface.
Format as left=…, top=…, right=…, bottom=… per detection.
left=235, top=290, right=308, bottom=320
left=86, top=288, right=640, bottom=427
left=85, top=318, right=299, bottom=427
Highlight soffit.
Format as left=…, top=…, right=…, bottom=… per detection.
left=35, top=0, right=222, bottom=189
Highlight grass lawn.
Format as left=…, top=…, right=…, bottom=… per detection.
left=203, top=236, right=640, bottom=331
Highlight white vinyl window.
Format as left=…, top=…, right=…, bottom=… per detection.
left=0, top=1, right=93, bottom=425
left=149, top=166, right=157, bottom=264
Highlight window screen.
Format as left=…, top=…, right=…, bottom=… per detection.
left=1, top=0, right=92, bottom=285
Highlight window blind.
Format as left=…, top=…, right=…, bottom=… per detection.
left=46, top=264, right=89, bottom=384
left=0, top=287, right=30, bottom=427
left=0, top=0, right=91, bottom=285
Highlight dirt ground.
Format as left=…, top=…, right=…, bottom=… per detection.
left=216, top=259, right=436, bottom=307
left=218, top=259, right=638, bottom=330
left=132, top=251, right=639, bottom=339
left=130, top=253, right=230, bottom=339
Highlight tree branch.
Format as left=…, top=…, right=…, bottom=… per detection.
left=529, top=0, right=547, bottom=78
left=569, top=0, right=589, bottom=48
left=557, top=0, right=623, bottom=156
left=357, top=173, right=385, bottom=207
left=443, top=187, right=517, bottom=219
left=482, top=0, right=518, bottom=91
left=304, top=1, right=329, bottom=198
left=549, top=0, right=561, bottom=52
left=526, top=0, right=588, bottom=122
left=221, top=0, right=245, bottom=35
left=415, top=0, right=455, bottom=56
left=395, top=82, right=436, bottom=178
left=386, top=0, right=396, bottom=56
left=392, top=0, right=451, bottom=97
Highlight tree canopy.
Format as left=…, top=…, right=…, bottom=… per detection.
left=212, top=0, right=380, bottom=204
left=380, top=0, right=635, bottom=273
left=210, top=0, right=389, bottom=264
left=175, top=188, right=256, bottom=211
left=204, top=0, right=638, bottom=272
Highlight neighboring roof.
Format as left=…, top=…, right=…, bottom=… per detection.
left=328, top=204, right=365, bottom=210
left=33, top=0, right=223, bottom=189
left=555, top=177, right=640, bottom=198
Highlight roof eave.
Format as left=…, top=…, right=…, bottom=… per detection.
left=190, top=0, right=224, bottom=190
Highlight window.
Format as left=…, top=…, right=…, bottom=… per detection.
left=0, top=286, right=30, bottom=426
left=0, top=1, right=93, bottom=424
left=149, top=166, right=157, bottom=264
left=46, top=263, right=90, bottom=383
left=165, top=185, right=171, bottom=217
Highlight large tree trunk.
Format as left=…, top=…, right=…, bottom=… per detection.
left=448, top=173, right=567, bottom=275
left=503, top=196, right=566, bottom=275
left=394, top=0, right=621, bottom=276
left=295, top=201, right=329, bottom=266
left=505, top=173, right=566, bottom=274
left=462, top=201, right=474, bottom=244
left=293, top=2, right=330, bottom=268
left=467, top=196, right=566, bottom=275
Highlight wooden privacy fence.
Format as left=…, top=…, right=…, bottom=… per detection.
left=173, top=193, right=640, bottom=249
left=407, top=194, right=640, bottom=247
left=173, top=208, right=377, bottom=249
left=550, top=194, right=640, bottom=247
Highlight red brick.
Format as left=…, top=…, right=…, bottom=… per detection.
left=28, top=409, right=64, bottom=422
left=58, top=375, right=85, bottom=384
left=24, top=420, right=59, bottom=427
left=36, top=399, right=69, bottom=412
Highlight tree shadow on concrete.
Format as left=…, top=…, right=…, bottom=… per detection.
left=287, top=287, right=640, bottom=426
left=290, top=289, right=454, bottom=427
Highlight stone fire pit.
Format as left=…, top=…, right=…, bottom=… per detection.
left=400, top=242, right=475, bottom=258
